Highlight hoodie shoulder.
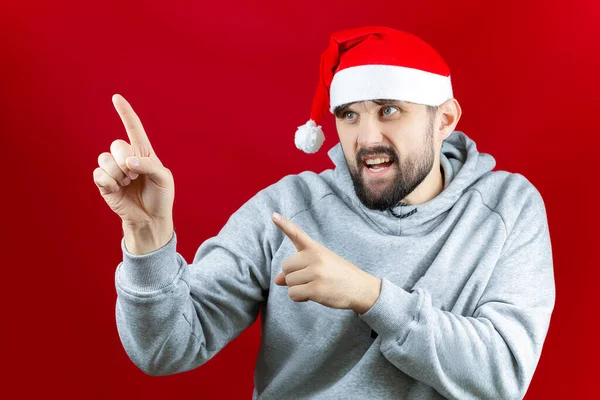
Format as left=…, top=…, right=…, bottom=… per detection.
left=471, top=170, right=547, bottom=234
left=259, top=171, right=334, bottom=219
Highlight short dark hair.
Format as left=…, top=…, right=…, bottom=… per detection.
left=425, top=104, right=439, bottom=117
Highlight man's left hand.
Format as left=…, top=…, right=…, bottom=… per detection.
left=271, top=212, right=381, bottom=314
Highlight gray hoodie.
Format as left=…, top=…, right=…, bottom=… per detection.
left=114, top=130, right=555, bottom=399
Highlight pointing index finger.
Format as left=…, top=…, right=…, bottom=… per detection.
left=272, top=212, right=313, bottom=250
left=112, top=94, right=154, bottom=156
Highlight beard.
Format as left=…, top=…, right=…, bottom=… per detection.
left=347, top=120, right=435, bottom=211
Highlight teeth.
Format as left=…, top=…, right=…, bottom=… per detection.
left=365, top=157, right=391, bottom=165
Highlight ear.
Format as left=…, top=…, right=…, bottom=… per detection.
left=436, top=98, right=462, bottom=141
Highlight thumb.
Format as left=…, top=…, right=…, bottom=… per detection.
left=126, top=156, right=171, bottom=186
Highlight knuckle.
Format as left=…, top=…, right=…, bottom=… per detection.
left=284, top=273, right=297, bottom=286
left=312, top=266, right=325, bottom=280
left=93, top=167, right=103, bottom=180
left=93, top=170, right=106, bottom=187
left=288, top=287, right=300, bottom=301
left=97, top=173, right=113, bottom=186
left=110, top=141, right=131, bottom=165
left=110, top=139, right=128, bottom=151
left=97, top=152, right=112, bottom=166
left=94, top=173, right=114, bottom=191
left=94, top=168, right=109, bottom=184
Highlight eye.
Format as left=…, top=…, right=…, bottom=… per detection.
left=381, top=106, right=399, bottom=116
left=344, top=111, right=357, bottom=121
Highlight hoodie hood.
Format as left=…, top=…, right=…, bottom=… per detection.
left=324, top=130, right=496, bottom=236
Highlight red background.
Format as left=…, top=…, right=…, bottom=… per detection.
left=2, top=0, right=598, bottom=398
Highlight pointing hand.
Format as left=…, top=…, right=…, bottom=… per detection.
left=271, top=212, right=381, bottom=313
left=93, top=94, right=174, bottom=229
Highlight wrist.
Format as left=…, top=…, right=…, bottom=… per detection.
left=122, top=219, right=174, bottom=255
left=353, top=275, right=382, bottom=314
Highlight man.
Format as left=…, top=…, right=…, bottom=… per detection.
left=95, top=26, right=555, bottom=399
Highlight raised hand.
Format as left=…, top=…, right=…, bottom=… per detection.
left=93, top=94, right=175, bottom=252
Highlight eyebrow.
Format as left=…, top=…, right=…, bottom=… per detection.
left=333, top=99, right=408, bottom=118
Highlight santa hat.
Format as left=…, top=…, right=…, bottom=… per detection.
left=295, top=26, right=454, bottom=154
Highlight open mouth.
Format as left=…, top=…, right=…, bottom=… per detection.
left=363, top=156, right=394, bottom=175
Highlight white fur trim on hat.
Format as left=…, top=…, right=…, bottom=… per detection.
left=329, top=64, right=453, bottom=111
left=294, top=120, right=325, bottom=154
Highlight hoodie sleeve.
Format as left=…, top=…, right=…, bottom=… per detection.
left=114, top=188, right=284, bottom=376
left=358, top=187, right=556, bottom=399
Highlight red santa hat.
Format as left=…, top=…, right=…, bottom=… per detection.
left=295, top=26, right=454, bottom=153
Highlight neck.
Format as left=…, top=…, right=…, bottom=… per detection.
left=401, top=160, right=444, bottom=205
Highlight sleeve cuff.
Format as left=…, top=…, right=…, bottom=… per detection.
left=116, top=231, right=182, bottom=292
left=358, top=278, right=421, bottom=339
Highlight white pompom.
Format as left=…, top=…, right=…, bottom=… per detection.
left=294, top=120, right=325, bottom=153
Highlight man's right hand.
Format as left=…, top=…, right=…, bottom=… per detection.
left=93, top=94, right=175, bottom=254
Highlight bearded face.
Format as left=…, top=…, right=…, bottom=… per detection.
left=346, top=118, right=435, bottom=211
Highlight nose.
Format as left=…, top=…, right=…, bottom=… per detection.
left=357, top=117, right=383, bottom=147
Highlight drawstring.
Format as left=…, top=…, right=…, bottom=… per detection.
left=389, top=202, right=418, bottom=219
